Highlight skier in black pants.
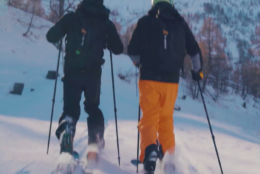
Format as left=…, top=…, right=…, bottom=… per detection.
left=46, top=0, right=123, bottom=172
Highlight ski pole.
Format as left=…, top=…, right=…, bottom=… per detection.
left=136, top=104, right=141, bottom=173
left=136, top=67, right=138, bottom=96
left=47, top=39, right=63, bottom=154
left=109, top=50, right=121, bottom=166
left=197, top=81, right=224, bottom=174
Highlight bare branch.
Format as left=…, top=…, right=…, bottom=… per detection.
left=64, top=0, right=76, bottom=13
left=23, top=12, right=34, bottom=36
left=49, top=0, right=59, bottom=19
left=119, top=8, right=145, bottom=27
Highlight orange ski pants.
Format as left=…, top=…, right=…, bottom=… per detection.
left=138, top=80, right=178, bottom=163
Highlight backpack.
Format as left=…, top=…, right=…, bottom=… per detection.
left=64, top=12, right=109, bottom=72
left=158, top=16, right=185, bottom=73
left=143, top=14, right=186, bottom=73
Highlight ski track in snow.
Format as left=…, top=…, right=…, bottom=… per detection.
left=1, top=117, right=260, bottom=174
left=0, top=2, right=260, bottom=174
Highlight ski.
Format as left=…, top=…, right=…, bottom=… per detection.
left=53, top=140, right=104, bottom=174
left=130, top=159, right=156, bottom=174
left=130, top=159, right=176, bottom=174
left=174, top=105, right=181, bottom=111
left=130, top=159, right=142, bottom=166
left=52, top=151, right=80, bottom=174
left=162, top=162, right=176, bottom=174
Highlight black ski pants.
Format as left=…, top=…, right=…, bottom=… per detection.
left=55, top=70, right=104, bottom=144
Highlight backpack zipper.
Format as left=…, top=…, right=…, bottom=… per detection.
left=76, top=28, right=87, bottom=55
left=81, top=34, right=85, bottom=46
left=163, top=30, right=168, bottom=49
left=171, top=32, right=173, bottom=58
left=79, top=27, right=91, bottom=57
left=81, top=28, right=87, bottom=46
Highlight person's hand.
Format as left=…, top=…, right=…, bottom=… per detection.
left=191, top=69, right=203, bottom=81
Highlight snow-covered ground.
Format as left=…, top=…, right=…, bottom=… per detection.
left=0, top=2, right=260, bottom=174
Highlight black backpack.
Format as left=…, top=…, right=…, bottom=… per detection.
left=157, top=16, right=185, bottom=73
left=143, top=14, right=186, bottom=74
left=64, top=12, right=108, bottom=72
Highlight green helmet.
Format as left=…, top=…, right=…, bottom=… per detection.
left=151, top=0, right=174, bottom=6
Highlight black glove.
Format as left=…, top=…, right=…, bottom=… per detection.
left=191, top=69, right=203, bottom=81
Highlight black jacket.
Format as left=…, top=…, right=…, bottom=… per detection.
left=128, top=2, right=202, bottom=83
left=46, top=0, right=123, bottom=75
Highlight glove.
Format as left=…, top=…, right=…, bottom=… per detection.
left=191, top=69, right=203, bottom=81
left=190, top=52, right=203, bottom=81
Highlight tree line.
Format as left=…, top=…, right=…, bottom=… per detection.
left=116, top=15, right=260, bottom=101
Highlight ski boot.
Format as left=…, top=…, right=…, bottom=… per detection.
left=55, top=117, right=77, bottom=174
left=156, top=140, right=164, bottom=169
left=87, top=122, right=105, bottom=152
left=157, top=140, right=164, bottom=162
left=143, top=144, right=159, bottom=174
left=96, top=133, right=105, bottom=151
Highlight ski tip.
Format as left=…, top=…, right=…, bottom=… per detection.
left=131, top=159, right=142, bottom=166
left=84, top=172, right=94, bottom=174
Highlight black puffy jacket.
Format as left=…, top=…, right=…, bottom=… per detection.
left=46, top=0, right=123, bottom=74
left=128, top=2, right=202, bottom=83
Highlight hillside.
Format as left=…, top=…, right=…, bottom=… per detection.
left=0, top=1, right=260, bottom=174
left=105, top=0, right=260, bottom=63
left=11, top=0, right=260, bottom=63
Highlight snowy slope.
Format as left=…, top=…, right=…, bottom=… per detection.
left=0, top=2, right=260, bottom=174
left=1, top=116, right=260, bottom=174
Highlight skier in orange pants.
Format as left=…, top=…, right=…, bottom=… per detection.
left=128, top=0, right=203, bottom=173
left=138, top=80, right=178, bottom=163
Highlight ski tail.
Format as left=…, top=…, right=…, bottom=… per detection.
left=131, top=159, right=142, bottom=166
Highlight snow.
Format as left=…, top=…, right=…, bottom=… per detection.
left=0, top=2, right=260, bottom=174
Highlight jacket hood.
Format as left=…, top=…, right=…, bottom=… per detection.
left=76, top=0, right=110, bottom=20
left=148, top=2, right=183, bottom=22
